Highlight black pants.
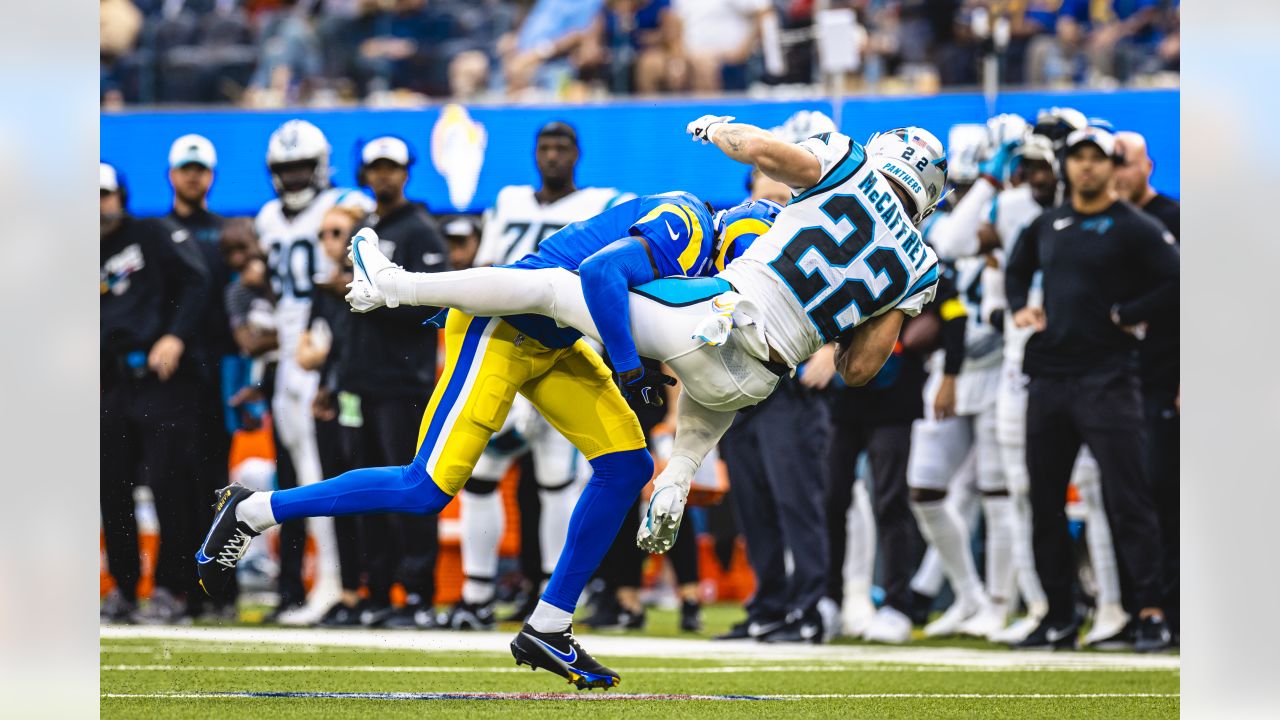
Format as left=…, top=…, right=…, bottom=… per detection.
left=826, top=420, right=923, bottom=614
left=191, top=362, right=236, bottom=611
left=721, top=381, right=831, bottom=622
left=315, top=414, right=364, bottom=592
left=1144, top=386, right=1179, bottom=633
left=1026, top=368, right=1163, bottom=622
left=101, top=372, right=203, bottom=603
left=355, top=394, right=439, bottom=604
left=597, top=495, right=700, bottom=593
left=273, top=421, right=308, bottom=607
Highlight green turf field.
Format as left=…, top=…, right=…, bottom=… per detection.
left=100, top=605, right=1179, bottom=719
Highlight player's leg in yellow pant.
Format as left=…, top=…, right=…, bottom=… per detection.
left=520, top=339, right=653, bottom=612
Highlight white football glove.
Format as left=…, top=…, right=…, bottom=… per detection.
left=636, top=456, right=695, bottom=554
left=686, top=115, right=735, bottom=144
left=346, top=227, right=398, bottom=313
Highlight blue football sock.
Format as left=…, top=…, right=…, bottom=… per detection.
left=540, top=448, right=655, bottom=613
left=269, top=458, right=454, bottom=522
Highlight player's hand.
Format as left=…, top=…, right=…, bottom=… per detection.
left=686, top=115, right=735, bottom=144
left=618, top=367, right=677, bottom=407
left=148, top=334, right=185, bottom=381
left=934, top=374, right=958, bottom=420
left=980, top=139, right=1021, bottom=183
left=637, top=460, right=693, bottom=554
left=799, top=343, right=838, bottom=389
left=1013, top=306, right=1046, bottom=331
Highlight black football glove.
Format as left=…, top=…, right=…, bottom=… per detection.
left=617, top=367, right=676, bottom=407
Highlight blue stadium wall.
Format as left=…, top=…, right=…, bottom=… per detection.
left=102, top=89, right=1178, bottom=218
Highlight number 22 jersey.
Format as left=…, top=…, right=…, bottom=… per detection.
left=718, top=132, right=940, bottom=367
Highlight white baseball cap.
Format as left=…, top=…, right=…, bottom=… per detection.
left=362, top=136, right=411, bottom=166
left=1065, top=127, right=1116, bottom=158
left=100, top=162, right=120, bottom=192
left=168, top=134, right=217, bottom=169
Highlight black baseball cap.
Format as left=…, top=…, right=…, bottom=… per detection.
left=536, top=121, right=578, bottom=147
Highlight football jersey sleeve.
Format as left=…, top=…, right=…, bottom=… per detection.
left=791, top=132, right=858, bottom=194
left=629, top=195, right=711, bottom=277
left=893, top=254, right=942, bottom=319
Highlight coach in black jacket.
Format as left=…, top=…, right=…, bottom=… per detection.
left=342, top=137, right=449, bottom=628
left=1005, top=128, right=1178, bottom=652
left=100, top=162, right=210, bottom=622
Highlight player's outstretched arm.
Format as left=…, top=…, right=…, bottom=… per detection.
left=687, top=115, right=821, bottom=191
left=835, top=309, right=906, bottom=386
left=637, top=390, right=736, bottom=554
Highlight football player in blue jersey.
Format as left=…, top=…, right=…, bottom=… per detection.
left=197, top=190, right=779, bottom=690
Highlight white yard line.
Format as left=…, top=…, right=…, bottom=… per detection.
left=101, top=625, right=1181, bottom=671
left=99, top=663, right=1171, bottom=674
left=102, top=690, right=1179, bottom=701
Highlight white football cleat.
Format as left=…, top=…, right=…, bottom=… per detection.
left=862, top=606, right=913, bottom=644
left=957, top=599, right=1009, bottom=639
left=1083, top=602, right=1132, bottom=649
left=923, top=595, right=982, bottom=638
left=346, top=227, right=399, bottom=313
left=841, top=590, right=877, bottom=638
left=990, top=602, right=1047, bottom=644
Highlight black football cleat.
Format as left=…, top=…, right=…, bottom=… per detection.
left=443, top=600, right=497, bottom=631
left=511, top=623, right=621, bottom=690
left=1014, top=615, right=1081, bottom=651
left=195, top=485, right=259, bottom=597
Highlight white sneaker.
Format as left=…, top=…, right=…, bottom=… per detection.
left=924, top=595, right=981, bottom=638
left=990, top=602, right=1047, bottom=644
left=1083, top=602, right=1132, bottom=648
left=276, top=577, right=344, bottom=627
left=862, top=606, right=913, bottom=644
left=958, top=599, right=1009, bottom=639
left=346, top=227, right=397, bottom=313
left=841, top=593, right=877, bottom=638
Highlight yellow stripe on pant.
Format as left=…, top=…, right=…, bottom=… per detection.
left=414, top=310, right=647, bottom=496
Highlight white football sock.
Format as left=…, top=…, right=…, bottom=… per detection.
left=460, top=487, right=503, bottom=603
left=1009, top=489, right=1048, bottom=609
left=912, top=499, right=984, bottom=603
left=528, top=600, right=572, bottom=633
left=1075, top=459, right=1122, bottom=608
left=236, top=491, right=277, bottom=533
left=843, top=481, right=877, bottom=591
left=981, top=495, right=1016, bottom=604
left=539, top=484, right=578, bottom=577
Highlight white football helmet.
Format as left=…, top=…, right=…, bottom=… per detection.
left=266, top=119, right=331, bottom=212
left=947, top=124, right=988, bottom=185
left=985, top=113, right=1030, bottom=155
left=865, top=127, right=948, bottom=225
left=771, top=109, right=839, bottom=143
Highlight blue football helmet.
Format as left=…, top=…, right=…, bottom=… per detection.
left=709, top=199, right=782, bottom=275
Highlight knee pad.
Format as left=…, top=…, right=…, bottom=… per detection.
left=403, top=461, right=453, bottom=515
left=588, top=448, right=654, bottom=496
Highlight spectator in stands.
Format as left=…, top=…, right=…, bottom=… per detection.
left=347, top=0, right=460, bottom=98
left=244, top=0, right=324, bottom=107
left=501, top=0, right=604, bottom=97
left=1084, top=0, right=1169, bottom=83
left=1025, top=0, right=1090, bottom=87
left=672, top=0, right=769, bottom=92
left=577, top=0, right=684, bottom=95
left=101, top=161, right=211, bottom=624
left=101, top=0, right=143, bottom=107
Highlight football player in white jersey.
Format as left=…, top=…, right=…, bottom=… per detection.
left=977, top=130, right=1126, bottom=647
left=254, top=119, right=374, bottom=624
left=341, top=115, right=946, bottom=556
left=448, top=121, right=635, bottom=630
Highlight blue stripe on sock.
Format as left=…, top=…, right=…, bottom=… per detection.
left=415, top=316, right=491, bottom=469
